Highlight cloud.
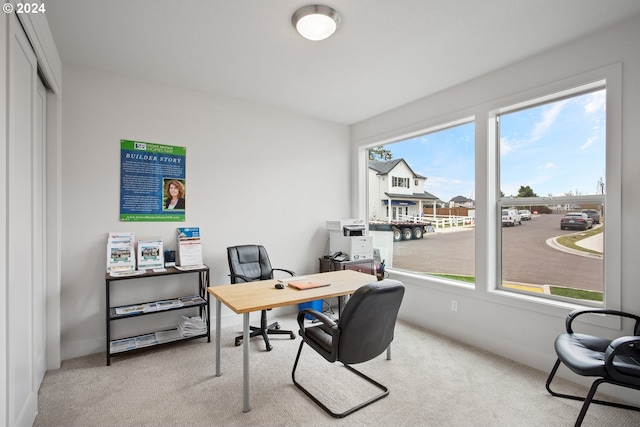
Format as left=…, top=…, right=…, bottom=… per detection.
left=500, top=136, right=516, bottom=154
left=584, top=90, right=605, bottom=115
left=530, top=100, right=568, bottom=142
left=537, top=162, right=556, bottom=170
left=581, top=135, right=597, bottom=150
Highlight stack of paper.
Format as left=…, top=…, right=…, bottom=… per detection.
left=176, top=227, right=203, bottom=267
left=106, top=232, right=136, bottom=273
left=137, top=238, right=164, bottom=270
left=178, top=315, right=207, bottom=337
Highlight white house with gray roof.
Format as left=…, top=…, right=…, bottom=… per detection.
left=368, top=159, right=440, bottom=221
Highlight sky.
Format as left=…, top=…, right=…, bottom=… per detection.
left=382, top=89, right=606, bottom=203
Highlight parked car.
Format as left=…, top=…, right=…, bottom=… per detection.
left=560, top=212, right=593, bottom=230
left=501, top=209, right=522, bottom=226
left=581, top=209, right=601, bottom=224
left=518, top=209, right=532, bottom=220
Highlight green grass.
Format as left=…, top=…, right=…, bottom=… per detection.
left=428, top=273, right=474, bottom=283
left=428, top=273, right=603, bottom=301
left=556, top=225, right=603, bottom=255
left=549, top=286, right=602, bottom=301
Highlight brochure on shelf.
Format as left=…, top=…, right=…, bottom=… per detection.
left=179, top=295, right=206, bottom=306
left=175, top=264, right=207, bottom=271
left=155, top=299, right=183, bottom=310
left=115, top=304, right=146, bottom=315
left=135, top=333, right=158, bottom=348
left=107, top=232, right=136, bottom=273
left=113, top=296, right=204, bottom=316
left=177, top=227, right=203, bottom=266
left=110, top=337, right=137, bottom=353
left=137, top=238, right=164, bottom=270
left=156, top=328, right=182, bottom=343
left=109, top=269, right=145, bottom=277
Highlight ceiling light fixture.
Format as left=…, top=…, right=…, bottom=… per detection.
left=291, top=5, right=341, bottom=41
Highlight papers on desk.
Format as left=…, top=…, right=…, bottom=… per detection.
left=287, top=279, right=331, bottom=290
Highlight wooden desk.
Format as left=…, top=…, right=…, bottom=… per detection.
left=207, top=269, right=376, bottom=413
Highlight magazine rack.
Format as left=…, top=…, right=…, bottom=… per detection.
left=105, top=266, right=210, bottom=365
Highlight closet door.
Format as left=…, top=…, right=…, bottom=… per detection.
left=33, top=75, right=47, bottom=389
left=7, top=12, right=40, bottom=427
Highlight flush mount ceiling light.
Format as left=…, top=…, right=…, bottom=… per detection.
left=292, top=5, right=341, bottom=41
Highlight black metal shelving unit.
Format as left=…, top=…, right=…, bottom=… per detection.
left=105, top=266, right=210, bottom=365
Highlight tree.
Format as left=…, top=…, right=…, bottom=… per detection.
left=368, top=146, right=393, bottom=160
left=517, top=185, right=538, bottom=198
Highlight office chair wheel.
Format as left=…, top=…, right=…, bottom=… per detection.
left=274, top=324, right=281, bottom=329
left=235, top=337, right=242, bottom=346
left=289, top=332, right=296, bottom=339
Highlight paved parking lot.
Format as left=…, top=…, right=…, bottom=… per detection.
left=392, top=213, right=603, bottom=292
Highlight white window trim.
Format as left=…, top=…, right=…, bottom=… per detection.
left=356, top=62, right=622, bottom=331
left=486, top=64, right=621, bottom=329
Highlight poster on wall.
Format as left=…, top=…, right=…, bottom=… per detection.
left=119, top=139, right=186, bottom=222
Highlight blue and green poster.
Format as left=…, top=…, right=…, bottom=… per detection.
left=119, top=139, right=186, bottom=222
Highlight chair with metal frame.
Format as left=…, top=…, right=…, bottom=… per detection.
left=226, top=244, right=297, bottom=351
left=292, top=279, right=405, bottom=418
left=546, top=308, right=640, bottom=426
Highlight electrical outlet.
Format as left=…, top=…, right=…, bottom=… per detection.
left=451, top=300, right=458, bottom=312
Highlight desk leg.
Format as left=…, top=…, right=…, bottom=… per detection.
left=243, top=313, right=250, bottom=413
left=215, top=298, right=222, bottom=377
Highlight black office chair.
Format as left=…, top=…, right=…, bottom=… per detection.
left=292, top=279, right=405, bottom=418
left=545, top=308, right=640, bottom=426
left=226, top=245, right=297, bottom=351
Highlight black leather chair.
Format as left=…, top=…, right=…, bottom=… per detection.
left=292, top=279, right=405, bottom=418
left=226, top=245, right=297, bottom=351
left=546, top=308, right=640, bottom=426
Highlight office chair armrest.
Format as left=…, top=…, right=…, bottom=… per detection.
left=228, top=273, right=256, bottom=283
left=604, top=336, right=640, bottom=380
left=272, top=268, right=296, bottom=277
left=566, top=308, right=640, bottom=334
left=606, top=336, right=640, bottom=355
left=297, top=309, right=337, bottom=332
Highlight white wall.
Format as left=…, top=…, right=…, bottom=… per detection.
left=352, top=13, right=640, bottom=403
left=60, top=65, right=350, bottom=360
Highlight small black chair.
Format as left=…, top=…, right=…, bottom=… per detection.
left=226, top=245, right=297, bottom=351
left=546, top=308, right=640, bottom=426
left=292, top=279, right=405, bottom=418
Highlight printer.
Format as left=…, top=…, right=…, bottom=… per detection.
left=326, top=219, right=373, bottom=261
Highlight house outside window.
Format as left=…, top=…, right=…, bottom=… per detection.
left=367, top=122, right=475, bottom=284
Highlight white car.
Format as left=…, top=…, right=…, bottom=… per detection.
left=518, top=209, right=532, bottom=220
left=501, top=209, right=522, bottom=226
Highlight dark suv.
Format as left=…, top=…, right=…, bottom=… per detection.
left=581, top=209, right=601, bottom=224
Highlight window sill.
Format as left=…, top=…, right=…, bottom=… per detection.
left=388, top=268, right=622, bottom=331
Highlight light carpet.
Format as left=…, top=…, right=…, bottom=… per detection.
left=34, top=315, right=640, bottom=426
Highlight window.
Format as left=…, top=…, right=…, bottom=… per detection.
left=392, top=177, right=410, bottom=188
left=496, top=84, right=606, bottom=305
left=368, top=121, right=475, bottom=285
left=358, top=64, right=620, bottom=318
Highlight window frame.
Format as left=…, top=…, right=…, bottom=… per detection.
left=494, top=82, right=608, bottom=306
left=356, top=63, right=622, bottom=330
left=485, top=65, right=622, bottom=328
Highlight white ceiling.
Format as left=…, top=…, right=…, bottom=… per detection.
left=45, top=0, right=640, bottom=125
